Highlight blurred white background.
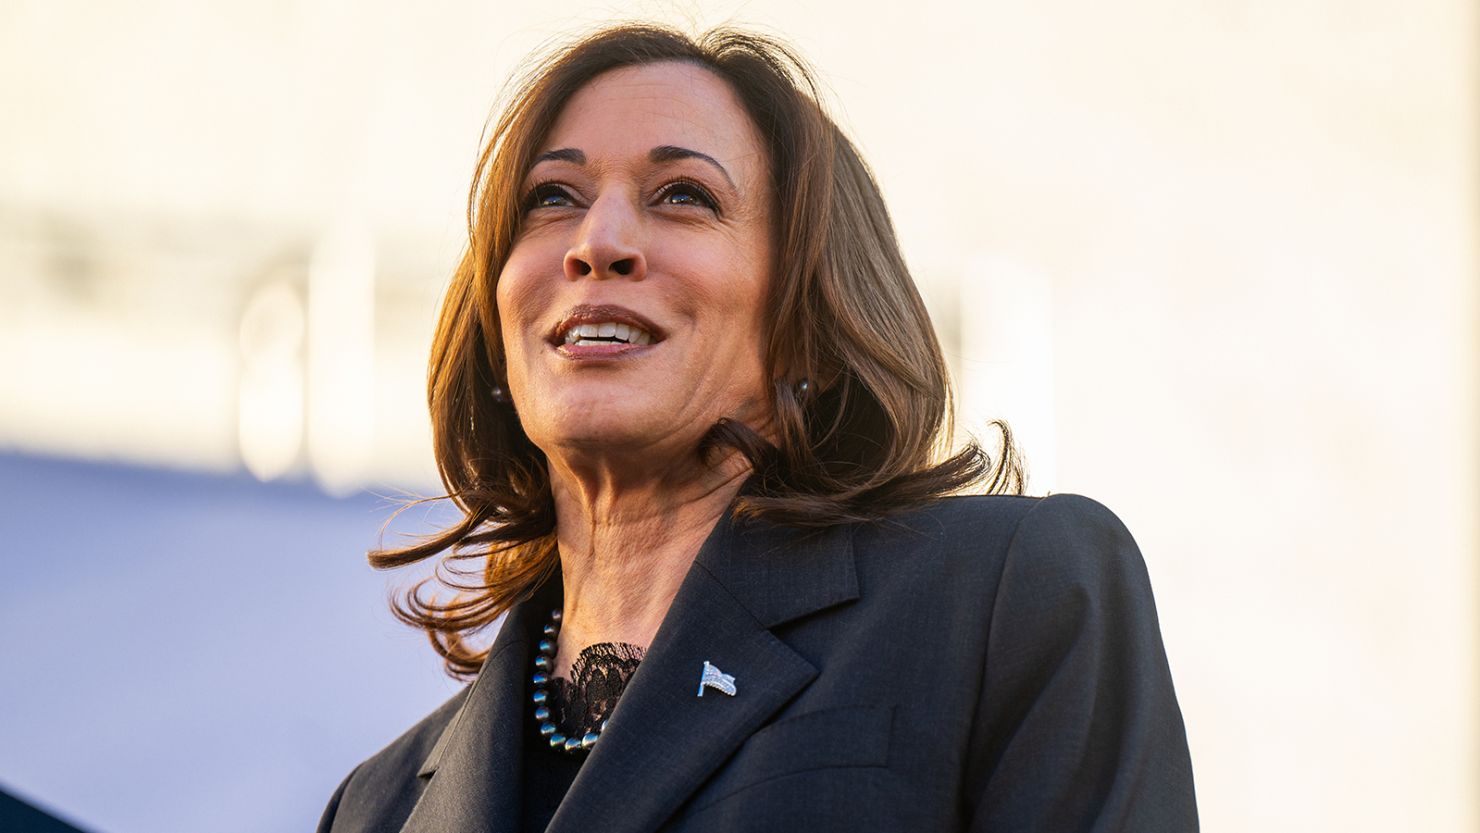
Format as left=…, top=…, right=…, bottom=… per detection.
left=0, top=1, right=1475, bottom=831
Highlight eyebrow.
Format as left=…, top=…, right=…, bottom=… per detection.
left=534, top=147, right=586, bottom=165
left=531, top=145, right=737, bottom=191
left=648, top=145, right=737, bottom=191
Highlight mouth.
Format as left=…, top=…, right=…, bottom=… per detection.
left=548, top=304, right=665, bottom=348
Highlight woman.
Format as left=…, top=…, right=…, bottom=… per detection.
left=318, top=23, right=1197, bottom=833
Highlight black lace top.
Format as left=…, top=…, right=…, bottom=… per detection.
left=548, top=641, right=645, bottom=739
left=520, top=638, right=644, bottom=832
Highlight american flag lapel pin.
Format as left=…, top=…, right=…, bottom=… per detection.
left=697, top=660, right=737, bottom=697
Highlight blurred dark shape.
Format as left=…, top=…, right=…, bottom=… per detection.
left=0, top=785, right=95, bottom=833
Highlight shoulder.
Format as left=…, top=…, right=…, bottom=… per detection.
left=320, top=685, right=471, bottom=832
left=847, top=492, right=1152, bottom=613
left=959, top=493, right=1163, bottom=654
left=994, top=492, right=1152, bottom=600
left=853, top=491, right=1142, bottom=569
left=1004, top=492, right=1141, bottom=550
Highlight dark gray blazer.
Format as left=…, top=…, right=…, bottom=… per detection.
left=318, top=493, right=1198, bottom=832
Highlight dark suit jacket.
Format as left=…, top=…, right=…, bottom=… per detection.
left=318, top=493, right=1198, bottom=832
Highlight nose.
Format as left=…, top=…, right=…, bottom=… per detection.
left=563, top=193, right=648, bottom=281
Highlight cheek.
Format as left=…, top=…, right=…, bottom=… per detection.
left=727, top=283, right=769, bottom=358
left=494, top=280, right=543, bottom=393
left=679, top=244, right=772, bottom=384
left=493, top=276, right=520, bottom=362
left=495, top=250, right=552, bottom=347
left=730, top=236, right=774, bottom=356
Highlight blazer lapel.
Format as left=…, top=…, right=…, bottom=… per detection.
left=547, top=509, right=858, bottom=833
left=398, top=574, right=557, bottom=833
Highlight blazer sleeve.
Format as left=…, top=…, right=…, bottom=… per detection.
left=963, top=493, right=1198, bottom=832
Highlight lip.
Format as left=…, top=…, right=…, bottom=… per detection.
left=547, top=303, right=666, bottom=360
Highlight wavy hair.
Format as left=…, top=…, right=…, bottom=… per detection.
left=370, top=23, right=1026, bottom=679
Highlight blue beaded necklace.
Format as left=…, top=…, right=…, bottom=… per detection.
left=531, top=607, right=611, bottom=755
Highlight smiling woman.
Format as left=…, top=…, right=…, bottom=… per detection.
left=317, top=23, right=1197, bottom=833
left=499, top=61, right=776, bottom=467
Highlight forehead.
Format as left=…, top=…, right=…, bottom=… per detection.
left=541, top=61, right=767, bottom=184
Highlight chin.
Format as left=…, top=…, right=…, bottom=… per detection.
left=535, top=410, right=690, bottom=457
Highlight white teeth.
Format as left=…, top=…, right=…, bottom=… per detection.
left=561, top=321, right=654, bottom=345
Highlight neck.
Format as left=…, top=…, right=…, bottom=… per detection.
left=545, top=448, right=751, bottom=676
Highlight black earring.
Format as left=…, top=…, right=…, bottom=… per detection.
left=794, top=378, right=812, bottom=398
left=491, top=385, right=509, bottom=404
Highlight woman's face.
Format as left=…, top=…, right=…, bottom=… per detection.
left=497, top=61, right=775, bottom=465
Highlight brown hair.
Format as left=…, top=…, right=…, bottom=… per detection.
left=371, top=23, right=1026, bottom=679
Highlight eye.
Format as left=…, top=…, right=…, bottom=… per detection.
left=523, top=181, right=577, bottom=210
left=655, top=180, right=718, bottom=211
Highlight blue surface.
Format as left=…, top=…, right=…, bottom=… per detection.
left=0, top=452, right=478, bottom=833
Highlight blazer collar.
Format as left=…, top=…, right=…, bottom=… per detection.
left=400, top=500, right=859, bottom=833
